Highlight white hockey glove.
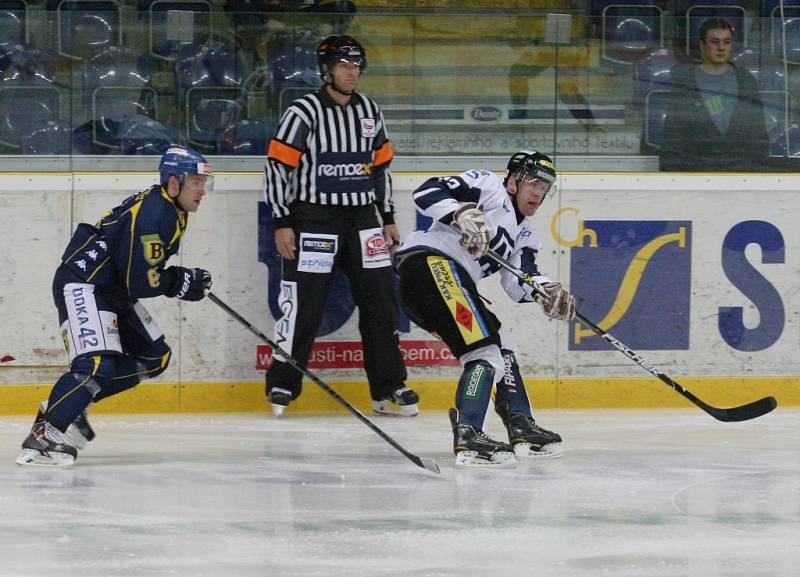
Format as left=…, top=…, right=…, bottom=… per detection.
left=451, top=202, right=489, bottom=259
left=537, top=282, right=576, bottom=322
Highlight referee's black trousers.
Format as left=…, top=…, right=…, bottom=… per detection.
left=266, top=202, right=408, bottom=401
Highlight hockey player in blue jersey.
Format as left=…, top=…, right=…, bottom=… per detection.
left=396, top=150, right=575, bottom=468
left=16, top=146, right=214, bottom=467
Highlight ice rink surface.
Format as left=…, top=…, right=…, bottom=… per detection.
left=0, top=408, right=798, bottom=577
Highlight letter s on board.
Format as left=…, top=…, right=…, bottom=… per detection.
left=719, top=220, right=784, bottom=351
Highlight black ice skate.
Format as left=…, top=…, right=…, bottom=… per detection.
left=449, top=408, right=516, bottom=468
left=268, top=387, right=292, bottom=417
left=496, top=401, right=563, bottom=459
left=35, top=400, right=95, bottom=450
left=372, top=386, right=420, bottom=417
left=16, top=419, right=78, bottom=467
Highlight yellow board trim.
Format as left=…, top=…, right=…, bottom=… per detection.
left=1, top=377, right=798, bottom=416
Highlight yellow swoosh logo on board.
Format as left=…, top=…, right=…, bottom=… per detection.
left=574, top=226, right=686, bottom=344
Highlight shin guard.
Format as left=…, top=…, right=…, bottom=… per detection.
left=494, top=348, right=533, bottom=418
left=454, top=360, right=495, bottom=430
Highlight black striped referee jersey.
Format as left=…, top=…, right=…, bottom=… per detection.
left=264, top=88, right=395, bottom=229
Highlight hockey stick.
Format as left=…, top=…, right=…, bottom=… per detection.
left=206, top=292, right=441, bottom=474
left=485, top=249, right=777, bottom=422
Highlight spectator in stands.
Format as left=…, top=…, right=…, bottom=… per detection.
left=225, top=0, right=298, bottom=71
left=303, top=0, right=356, bottom=37
left=660, top=17, right=769, bottom=171
left=230, top=0, right=355, bottom=100
left=226, top=0, right=355, bottom=62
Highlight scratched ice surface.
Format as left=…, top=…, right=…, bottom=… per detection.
left=1, top=408, right=798, bottom=577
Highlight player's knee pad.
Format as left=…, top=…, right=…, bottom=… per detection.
left=69, top=354, right=117, bottom=397
left=136, top=338, right=172, bottom=380
left=460, top=344, right=504, bottom=383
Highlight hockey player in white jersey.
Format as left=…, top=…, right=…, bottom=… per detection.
left=396, top=150, right=575, bottom=468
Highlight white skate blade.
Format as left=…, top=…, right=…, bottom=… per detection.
left=271, top=403, right=286, bottom=417
left=454, top=450, right=517, bottom=468
left=15, top=448, right=75, bottom=467
left=372, top=400, right=419, bottom=417
left=513, top=442, right=564, bottom=459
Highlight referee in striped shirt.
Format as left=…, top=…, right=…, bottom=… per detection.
left=263, top=35, right=419, bottom=418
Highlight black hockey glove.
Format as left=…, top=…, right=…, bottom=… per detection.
left=165, top=266, right=212, bottom=301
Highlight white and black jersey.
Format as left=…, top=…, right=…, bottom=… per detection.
left=398, top=169, right=550, bottom=303
left=264, top=88, right=395, bottom=229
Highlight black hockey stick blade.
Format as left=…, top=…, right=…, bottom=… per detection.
left=484, top=249, right=778, bottom=423
left=573, top=308, right=778, bottom=423
left=682, top=388, right=777, bottom=423
left=416, top=457, right=441, bottom=474
left=206, top=292, right=441, bottom=474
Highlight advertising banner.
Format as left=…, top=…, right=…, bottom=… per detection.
left=3, top=173, right=800, bottom=387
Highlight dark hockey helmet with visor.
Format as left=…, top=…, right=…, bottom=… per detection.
left=505, top=150, right=558, bottom=199
left=317, top=34, right=367, bottom=81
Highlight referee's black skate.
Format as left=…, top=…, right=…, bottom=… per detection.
left=372, top=386, right=419, bottom=417
left=496, top=401, right=563, bottom=459
left=16, top=419, right=77, bottom=467
left=268, top=387, right=292, bottom=417
left=449, top=409, right=516, bottom=468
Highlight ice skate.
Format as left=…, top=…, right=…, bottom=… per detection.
left=372, top=386, right=420, bottom=417
left=268, top=387, right=292, bottom=417
left=449, top=409, right=516, bottom=468
left=37, top=400, right=96, bottom=450
left=496, top=402, right=563, bottom=459
left=66, top=409, right=96, bottom=450
left=16, top=419, right=77, bottom=467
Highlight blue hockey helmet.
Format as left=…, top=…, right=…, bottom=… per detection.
left=159, top=146, right=214, bottom=190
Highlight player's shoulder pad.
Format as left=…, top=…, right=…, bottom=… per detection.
left=459, top=169, right=495, bottom=185
left=461, top=169, right=505, bottom=206
left=462, top=169, right=504, bottom=195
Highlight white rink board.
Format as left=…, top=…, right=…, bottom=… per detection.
left=1, top=172, right=799, bottom=384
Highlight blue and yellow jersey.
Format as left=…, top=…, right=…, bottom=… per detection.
left=59, top=184, right=187, bottom=299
